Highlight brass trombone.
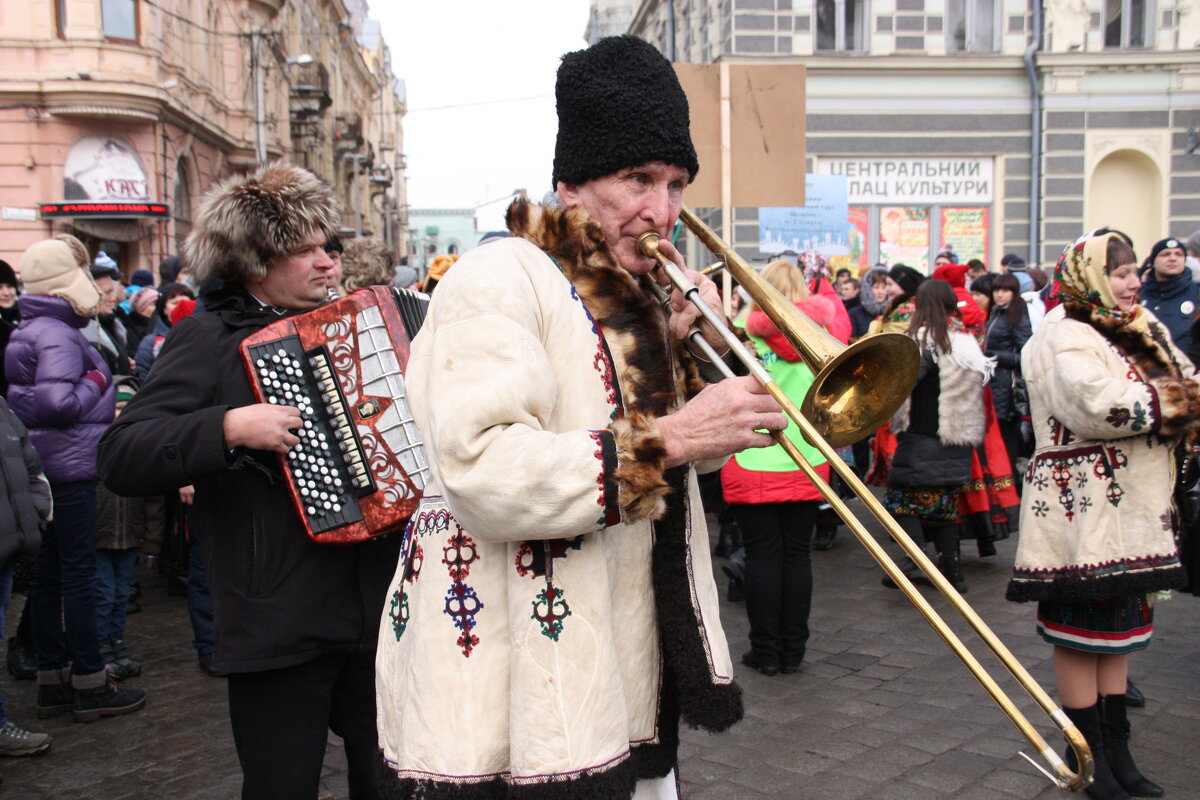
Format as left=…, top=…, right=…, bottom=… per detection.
left=638, top=207, right=1093, bottom=792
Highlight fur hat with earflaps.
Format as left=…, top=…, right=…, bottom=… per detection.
left=184, top=161, right=339, bottom=285
left=552, top=35, right=698, bottom=188
left=19, top=239, right=103, bottom=317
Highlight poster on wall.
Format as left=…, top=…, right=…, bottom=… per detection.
left=62, top=137, right=151, bottom=202
left=848, top=207, right=870, bottom=272
left=879, top=207, right=930, bottom=272
left=759, top=175, right=851, bottom=271
left=940, top=207, right=989, bottom=266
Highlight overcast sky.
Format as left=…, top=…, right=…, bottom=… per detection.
left=372, top=1, right=592, bottom=225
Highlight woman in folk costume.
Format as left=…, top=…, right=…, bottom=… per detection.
left=1007, top=230, right=1199, bottom=800
left=865, top=264, right=925, bottom=487
left=883, top=280, right=993, bottom=593
left=720, top=260, right=836, bottom=676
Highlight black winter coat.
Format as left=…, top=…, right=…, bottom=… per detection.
left=0, top=397, right=50, bottom=565
left=984, top=307, right=1032, bottom=421
left=97, top=285, right=402, bottom=673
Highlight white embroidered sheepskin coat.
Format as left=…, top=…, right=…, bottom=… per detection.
left=1007, top=304, right=1193, bottom=603
left=375, top=203, right=740, bottom=800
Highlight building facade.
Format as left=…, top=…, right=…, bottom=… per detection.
left=0, top=0, right=407, bottom=276
left=606, top=0, right=1199, bottom=272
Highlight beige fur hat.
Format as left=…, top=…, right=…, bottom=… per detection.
left=19, top=239, right=102, bottom=317
left=184, top=161, right=339, bottom=285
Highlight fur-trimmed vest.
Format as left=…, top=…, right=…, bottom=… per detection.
left=1006, top=304, right=1197, bottom=603
left=890, top=327, right=992, bottom=448
left=374, top=201, right=741, bottom=799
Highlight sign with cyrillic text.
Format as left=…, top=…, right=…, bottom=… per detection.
left=816, top=158, right=993, bottom=204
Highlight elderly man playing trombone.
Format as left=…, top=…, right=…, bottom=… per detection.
left=374, top=35, right=785, bottom=800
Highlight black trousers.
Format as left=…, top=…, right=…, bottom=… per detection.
left=733, top=501, right=818, bottom=665
left=227, top=651, right=381, bottom=800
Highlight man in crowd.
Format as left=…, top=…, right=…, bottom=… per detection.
left=98, top=163, right=401, bottom=800
left=373, top=35, right=786, bottom=800
left=1139, top=236, right=1198, bottom=351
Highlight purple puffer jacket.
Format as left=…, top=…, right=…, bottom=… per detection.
left=5, top=295, right=115, bottom=483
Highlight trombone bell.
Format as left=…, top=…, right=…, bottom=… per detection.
left=641, top=211, right=921, bottom=447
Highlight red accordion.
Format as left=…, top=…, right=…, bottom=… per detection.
left=239, top=286, right=430, bottom=544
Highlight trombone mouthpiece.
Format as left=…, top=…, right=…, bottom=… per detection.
left=637, top=232, right=662, bottom=260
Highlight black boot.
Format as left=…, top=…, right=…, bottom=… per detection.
left=931, top=526, right=967, bottom=593
left=1100, top=694, right=1163, bottom=797
left=1124, top=679, right=1145, bottom=708
left=6, top=637, right=36, bottom=680
left=812, top=503, right=838, bottom=550
left=1063, top=703, right=1131, bottom=800
left=880, top=556, right=935, bottom=588
left=722, top=547, right=746, bottom=602
left=713, top=520, right=738, bottom=558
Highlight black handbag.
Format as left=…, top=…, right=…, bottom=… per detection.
left=888, top=431, right=973, bottom=489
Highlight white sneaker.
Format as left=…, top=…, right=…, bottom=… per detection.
left=0, top=721, right=53, bottom=756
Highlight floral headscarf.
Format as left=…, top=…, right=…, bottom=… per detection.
left=1055, top=229, right=1181, bottom=379
left=1054, top=230, right=1145, bottom=331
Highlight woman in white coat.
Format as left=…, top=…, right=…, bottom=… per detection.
left=1007, top=229, right=1200, bottom=800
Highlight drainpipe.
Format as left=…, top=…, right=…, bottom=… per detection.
left=252, top=27, right=267, bottom=163
left=1023, top=1, right=1043, bottom=266
left=667, top=0, right=677, bottom=61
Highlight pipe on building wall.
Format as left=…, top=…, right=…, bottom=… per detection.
left=1024, top=2, right=1043, bottom=266
left=252, top=28, right=268, bottom=164
left=667, top=0, right=677, bottom=61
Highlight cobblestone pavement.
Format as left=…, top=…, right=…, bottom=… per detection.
left=2, top=497, right=1197, bottom=799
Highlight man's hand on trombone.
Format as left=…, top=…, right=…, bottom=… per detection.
left=656, top=376, right=787, bottom=468
left=650, top=238, right=729, bottom=356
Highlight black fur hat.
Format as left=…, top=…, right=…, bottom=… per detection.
left=184, top=162, right=339, bottom=285
left=888, top=264, right=925, bottom=295
left=552, top=35, right=698, bottom=188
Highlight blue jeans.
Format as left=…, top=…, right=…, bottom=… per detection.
left=0, top=558, right=14, bottom=725
left=187, top=515, right=215, bottom=656
left=31, top=481, right=104, bottom=676
left=95, top=548, right=139, bottom=641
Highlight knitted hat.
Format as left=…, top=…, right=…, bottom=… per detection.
left=888, top=264, right=925, bottom=295
left=931, top=263, right=971, bottom=290
left=93, top=251, right=118, bottom=271
left=552, top=35, right=698, bottom=188
left=1187, top=230, right=1200, bottom=256
left=130, top=268, right=154, bottom=287
left=1006, top=256, right=1027, bottom=271
left=158, top=255, right=183, bottom=283
left=184, top=161, right=339, bottom=285
left=970, top=274, right=995, bottom=295
left=19, top=239, right=102, bottom=317
left=132, top=287, right=160, bottom=315
left=1144, top=237, right=1185, bottom=270
left=89, top=260, right=121, bottom=282
left=934, top=250, right=958, bottom=264
left=0, top=259, right=16, bottom=287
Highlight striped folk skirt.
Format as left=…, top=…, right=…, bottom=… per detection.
left=1036, top=595, right=1154, bottom=654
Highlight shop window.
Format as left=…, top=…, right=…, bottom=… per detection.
left=816, top=0, right=867, bottom=52
left=946, top=0, right=998, bottom=52
left=102, top=0, right=138, bottom=42
left=879, top=207, right=930, bottom=272
left=1104, top=0, right=1152, bottom=48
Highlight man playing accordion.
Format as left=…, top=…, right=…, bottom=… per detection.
left=374, top=36, right=785, bottom=800
left=99, top=163, right=401, bottom=800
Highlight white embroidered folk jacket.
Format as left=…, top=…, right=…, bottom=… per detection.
left=1006, top=304, right=1193, bottom=603
left=375, top=202, right=741, bottom=800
